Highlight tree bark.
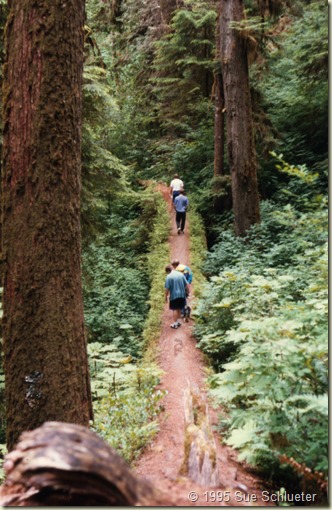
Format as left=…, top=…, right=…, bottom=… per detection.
left=213, top=69, right=224, bottom=181
left=219, top=0, right=260, bottom=236
left=159, top=0, right=183, bottom=25
left=0, top=422, right=169, bottom=506
left=180, top=384, right=219, bottom=487
left=2, top=0, right=93, bottom=451
left=213, top=7, right=226, bottom=214
left=213, top=68, right=231, bottom=215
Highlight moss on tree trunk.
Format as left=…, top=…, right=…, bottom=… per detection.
left=2, top=0, right=92, bottom=450
left=219, top=0, right=260, bottom=236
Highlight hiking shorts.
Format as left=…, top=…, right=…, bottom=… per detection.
left=169, top=297, right=186, bottom=310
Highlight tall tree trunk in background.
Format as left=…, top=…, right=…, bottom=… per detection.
left=213, top=69, right=224, bottom=181
left=213, top=6, right=225, bottom=214
left=2, top=0, right=93, bottom=450
left=159, top=0, right=183, bottom=25
left=213, top=67, right=229, bottom=214
left=219, top=0, right=260, bottom=236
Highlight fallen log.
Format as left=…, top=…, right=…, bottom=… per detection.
left=180, top=383, right=219, bottom=487
left=0, top=421, right=171, bottom=506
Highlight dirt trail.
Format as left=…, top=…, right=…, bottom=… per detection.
left=134, top=186, right=273, bottom=506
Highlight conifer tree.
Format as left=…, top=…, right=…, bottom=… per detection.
left=2, top=0, right=93, bottom=450
left=219, top=0, right=260, bottom=235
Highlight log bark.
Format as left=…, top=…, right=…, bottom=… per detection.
left=0, top=422, right=169, bottom=506
left=180, top=383, right=219, bottom=487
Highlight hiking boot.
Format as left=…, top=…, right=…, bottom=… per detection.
left=171, top=322, right=179, bottom=329
left=177, top=228, right=181, bottom=235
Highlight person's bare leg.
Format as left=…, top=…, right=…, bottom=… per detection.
left=174, top=309, right=181, bottom=323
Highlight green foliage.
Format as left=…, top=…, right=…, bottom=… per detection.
left=83, top=185, right=170, bottom=356
left=141, top=187, right=171, bottom=354
left=86, top=185, right=170, bottom=462
left=270, top=151, right=326, bottom=212
left=81, top=15, right=170, bottom=463
left=0, top=443, right=6, bottom=483
left=93, top=387, right=164, bottom=464
left=83, top=211, right=149, bottom=355
left=90, top=341, right=165, bottom=463
left=82, top=54, right=130, bottom=241
left=89, top=342, right=139, bottom=398
left=86, top=0, right=166, bottom=178
left=187, top=205, right=207, bottom=300
left=195, top=160, right=328, bottom=477
left=151, top=1, right=216, bottom=133
left=258, top=0, right=328, bottom=175
left=205, top=196, right=327, bottom=274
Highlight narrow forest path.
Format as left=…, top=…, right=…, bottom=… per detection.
left=134, top=186, right=274, bottom=507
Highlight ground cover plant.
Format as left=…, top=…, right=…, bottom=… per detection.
left=89, top=340, right=165, bottom=463
left=194, top=157, right=328, bottom=482
left=84, top=184, right=171, bottom=462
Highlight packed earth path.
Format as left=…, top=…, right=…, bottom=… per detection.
left=134, top=185, right=275, bottom=507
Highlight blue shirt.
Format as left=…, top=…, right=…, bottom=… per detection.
left=174, top=194, right=189, bottom=213
left=176, top=264, right=193, bottom=283
left=165, top=270, right=187, bottom=300
left=183, top=266, right=193, bottom=283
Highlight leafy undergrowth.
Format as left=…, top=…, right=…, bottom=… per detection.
left=89, top=184, right=170, bottom=463
left=142, top=186, right=171, bottom=358
left=187, top=204, right=207, bottom=301
left=195, top=158, right=328, bottom=485
left=82, top=194, right=151, bottom=357
left=90, top=340, right=165, bottom=463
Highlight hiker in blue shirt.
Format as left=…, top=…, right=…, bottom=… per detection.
left=174, top=189, right=189, bottom=235
left=165, top=264, right=189, bottom=329
left=171, top=259, right=193, bottom=321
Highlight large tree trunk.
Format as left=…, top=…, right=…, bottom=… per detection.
left=213, top=69, right=224, bottom=181
left=213, top=68, right=231, bottom=215
left=213, top=7, right=226, bottom=214
left=2, top=0, right=93, bottom=451
left=219, top=0, right=260, bottom=236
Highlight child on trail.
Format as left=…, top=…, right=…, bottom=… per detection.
left=164, top=264, right=189, bottom=329
left=171, top=259, right=193, bottom=284
left=170, top=174, right=184, bottom=202
left=171, top=259, right=193, bottom=321
left=174, top=189, right=189, bottom=234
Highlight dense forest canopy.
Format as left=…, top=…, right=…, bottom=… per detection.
left=0, top=0, right=328, bottom=500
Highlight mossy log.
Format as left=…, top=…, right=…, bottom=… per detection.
left=180, top=383, right=219, bottom=486
left=0, top=422, right=170, bottom=506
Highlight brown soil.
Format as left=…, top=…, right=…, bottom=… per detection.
left=134, top=185, right=275, bottom=507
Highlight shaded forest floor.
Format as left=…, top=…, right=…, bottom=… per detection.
left=134, top=186, right=275, bottom=506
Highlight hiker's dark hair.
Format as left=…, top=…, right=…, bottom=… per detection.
left=171, top=259, right=180, bottom=268
left=165, top=264, right=173, bottom=273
